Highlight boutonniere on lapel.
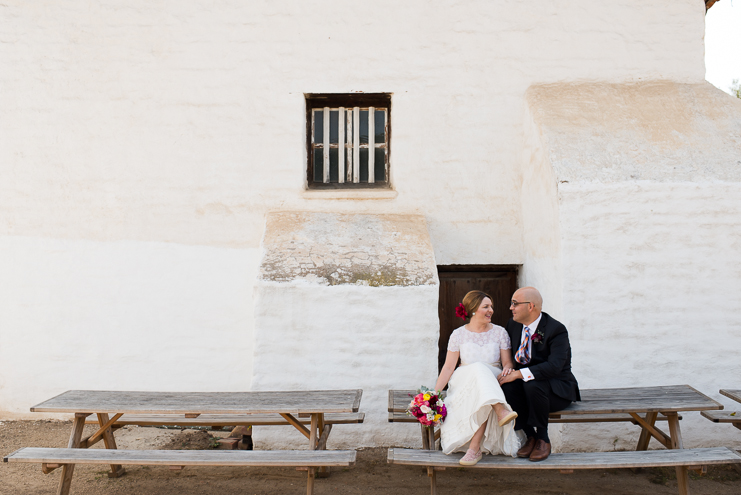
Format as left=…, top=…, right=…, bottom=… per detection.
left=531, top=329, right=545, bottom=344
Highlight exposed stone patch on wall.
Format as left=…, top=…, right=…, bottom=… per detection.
left=259, top=212, right=437, bottom=286
left=527, top=82, right=741, bottom=183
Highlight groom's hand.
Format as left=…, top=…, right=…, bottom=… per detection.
left=498, top=370, right=523, bottom=385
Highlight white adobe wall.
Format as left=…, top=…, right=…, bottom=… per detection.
left=252, top=283, right=439, bottom=448
left=0, top=236, right=258, bottom=418
left=525, top=82, right=741, bottom=451
left=0, top=0, right=710, bottom=422
left=252, top=212, right=439, bottom=447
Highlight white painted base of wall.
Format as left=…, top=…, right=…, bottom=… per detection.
left=0, top=235, right=258, bottom=418
left=252, top=283, right=440, bottom=448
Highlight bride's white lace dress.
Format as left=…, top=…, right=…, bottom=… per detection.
left=440, top=325, right=525, bottom=457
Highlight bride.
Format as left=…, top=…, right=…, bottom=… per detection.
left=434, top=290, right=524, bottom=465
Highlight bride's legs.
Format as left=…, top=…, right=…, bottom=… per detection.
left=468, top=420, right=487, bottom=452
left=469, top=403, right=519, bottom=453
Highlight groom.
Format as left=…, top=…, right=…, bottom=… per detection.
left=497, top=286, right=580, bottom=461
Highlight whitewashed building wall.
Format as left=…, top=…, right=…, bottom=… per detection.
left=2, top=0, right=739, bottom=450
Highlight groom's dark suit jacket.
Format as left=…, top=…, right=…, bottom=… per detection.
left=505, top=312, right=581, bottom=402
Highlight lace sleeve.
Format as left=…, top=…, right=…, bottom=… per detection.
left=447, top=329, right=461, bottom=352
left=499, top=327, right=512, bottom=350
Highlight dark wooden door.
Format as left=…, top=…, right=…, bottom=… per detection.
left=437, top=265, right=518, bottom=372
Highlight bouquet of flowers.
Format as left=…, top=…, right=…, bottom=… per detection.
left=406, top=386, right=447, bottom=427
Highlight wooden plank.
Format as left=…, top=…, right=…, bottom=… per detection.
left=389, top=386, right=722, bottom=414
left=322, top=107, right=330, bottom=183
left=720, top=389, right=741, bottom=404
left=386, top=447, right=741, bottom=470
left=6, top=448, right=357, bottom=467
left=702, top=411, right=741, bottom=423
left=57, top=414, right=87, bottom=495
left=629, top=413, right=671, bottom=449
left=97, top=413, right=125, bottom=478
left=84, top=412, right=365, bottom=427
left=31, top=389, right=364, bottom=415
left=337, top=107, right=345, bottom=184
left=82, top=413, right=123, bottom=448
left=279, top=414, right=311, bottom=440
left=351, top=389, right=363, bottom=413
left=368, top=107, right=375, bottom=183
left=352, top=107, right=359, bottom=183
left=389, top=411, right=680, bottom=424
left=667, top=413, right=690, bottom=495
left=636, top=412, right=658, bottom=451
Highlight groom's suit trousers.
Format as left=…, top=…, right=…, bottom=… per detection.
left=501, top=379, right=572, bottom=431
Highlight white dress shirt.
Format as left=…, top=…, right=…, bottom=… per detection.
left=518, top=313, right=542, bottom=382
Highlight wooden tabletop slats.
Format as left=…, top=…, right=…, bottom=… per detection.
left=31, top=390, right=363, bottom=415
left=720, top=389, right=741, bottom=404
left=389, top=386, right=722, bottom=415
left=387, top=447, right=741, bottom=470
left=4, top=447, right=357, bottom=467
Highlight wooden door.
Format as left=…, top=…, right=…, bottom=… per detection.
left=437, top=265, right=518, bottom=372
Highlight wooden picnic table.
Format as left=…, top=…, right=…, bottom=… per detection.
left=30, top=389, right=362, bottom=495
left=390, top=385, right=723, bottom=495
left=702, top=389, right=741, bottom=432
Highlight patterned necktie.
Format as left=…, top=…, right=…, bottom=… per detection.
left=515, top=326, right=531, bottom=364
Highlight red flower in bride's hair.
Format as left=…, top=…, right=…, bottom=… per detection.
left=455, top=303, right=469, bottom=320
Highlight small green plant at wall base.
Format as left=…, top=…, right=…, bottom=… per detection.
left=731, top=79, right=741, bottom=99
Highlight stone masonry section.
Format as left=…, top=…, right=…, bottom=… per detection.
left=259, top=212, right=437, bottom=286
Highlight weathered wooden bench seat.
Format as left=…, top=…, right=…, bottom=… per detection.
left=85, top=412, right=365, bottom=427
left=701, top=411, right=741, bottom=430
left=387, top=447, right=741, bottom=495
left=4, top=447, right=356, bottom=495
left=389, top=411, right=680, bottom=424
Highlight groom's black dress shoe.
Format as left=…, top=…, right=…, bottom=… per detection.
left=529, top=440, right=551, bottom=462
left=517, top=437, right=537, bottom=458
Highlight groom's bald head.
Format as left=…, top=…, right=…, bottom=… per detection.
left=510, top=286, right=543, bottom=325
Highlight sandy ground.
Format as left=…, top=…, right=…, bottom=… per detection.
left=1, top=420, right=740, bottom=495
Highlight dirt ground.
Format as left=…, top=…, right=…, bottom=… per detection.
left=1, top=420, right=740, bottom=495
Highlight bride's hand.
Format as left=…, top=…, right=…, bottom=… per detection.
left=501, top=367, right=514, bottom=376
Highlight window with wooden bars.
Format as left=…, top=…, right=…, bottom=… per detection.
left=306, top=93, right=391, bottom=189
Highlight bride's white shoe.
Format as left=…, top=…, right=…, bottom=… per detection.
left=459, top=448, right=483, bottom=466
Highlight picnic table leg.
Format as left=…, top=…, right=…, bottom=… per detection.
left=314, top=413, right=331, bottom=478
left=421, top=423, right=430, bottom=450
left=97, top=413, right=125, bottom=478
left=56, top=413, right=89, bottom=495
left=636, top=412, right=658, bottom=451
left=666, top=412, right=690, bottom=495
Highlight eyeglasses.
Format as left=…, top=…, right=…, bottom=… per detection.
left=510, top=301, right=531, bottom=307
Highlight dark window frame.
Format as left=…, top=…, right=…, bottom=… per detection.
left=305, top=93, right=392, bottom=190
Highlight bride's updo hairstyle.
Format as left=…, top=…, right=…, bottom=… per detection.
left=462, top=290, right=493, bottom=318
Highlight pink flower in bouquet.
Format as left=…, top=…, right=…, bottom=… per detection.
left=406, top=388, right=447, bottom=427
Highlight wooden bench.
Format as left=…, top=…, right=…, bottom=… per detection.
left=84, top=412, right=365, bottom=449
left=389, top=385, right=723, bottom=495
left=387, top=447, right=741, bottom=495
left=702, top=389, right=741, bottom=431
left=4, top=447, right=356, bottom=495
left=701, top=411, right=741, bottom=430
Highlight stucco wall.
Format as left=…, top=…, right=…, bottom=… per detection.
left=525, top=82, right=741, bottom=450
left=252, top=212, right=438, bottom=446
left=0, top=236, right=258, bottom=418
left=252, top=283, right=439, bottom=448
left=0, top=0, right=717, bottom=433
